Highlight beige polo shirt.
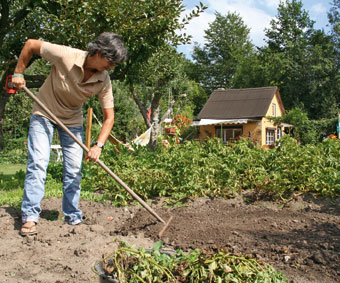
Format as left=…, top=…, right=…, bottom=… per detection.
left=32, top=42, right=114, bottom=126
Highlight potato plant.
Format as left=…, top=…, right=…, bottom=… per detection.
left=82, top=136, right=340, bottom=206
left=93, top=241, right=288, bottom=282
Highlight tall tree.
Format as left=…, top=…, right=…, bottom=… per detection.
left=0, top=0, right=206, bottom=151
left=328, top=0, right=340, bottom=109
left=256, top=0, right=334, bottom=118
left=264, top=0, right=314, bottom=108
left=0, top=0, right=62, bottom=150
left=128, top=45, right=191, bottom=150
left=262, top=0, right=338, bottom=118
left=306, top=30, right=338, bottom=118
left=191, top=11, right=254, bottom=93
left=265, top=0, right=314, bottom=51
left=328, top=0, right=340, bottom=51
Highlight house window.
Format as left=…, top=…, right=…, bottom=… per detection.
left=272, top=103, right=276, bottom=117
left=215, top=126, right=243, bottom=143
left=266, top=128, right=275, bottom=145
left=277, top=128, right=281, bottom=139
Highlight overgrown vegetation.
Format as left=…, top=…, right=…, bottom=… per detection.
left=78, top=136, right=340, bottom=206
left=269, top=108, right=338, bottom=145
left=2, top=136, right=339, bottom=281
left=93, top=241, right=288, bottom=282
left=2, top=136, right=340, bottom=208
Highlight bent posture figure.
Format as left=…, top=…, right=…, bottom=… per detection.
left=12, top=32, right=128, bottom=235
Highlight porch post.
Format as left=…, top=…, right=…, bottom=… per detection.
left=220, top=124, right=223, bottom=142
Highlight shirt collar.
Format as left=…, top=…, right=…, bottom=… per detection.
left=75, top=51, right=107, bottom=83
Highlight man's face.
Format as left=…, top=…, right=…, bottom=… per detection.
left=91, top=52, right=116, bottom=72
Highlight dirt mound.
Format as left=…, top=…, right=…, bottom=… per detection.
left=0, top=194, right=339, bottom=282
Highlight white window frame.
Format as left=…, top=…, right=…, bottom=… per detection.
left=266, top=129, right=275, bottom=145
left=277, top=128, right=281, bottom=139
left=272, top=103, right=276, bottom=117
left=215, top=127, right=243, bottom=143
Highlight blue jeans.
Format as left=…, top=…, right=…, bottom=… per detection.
left=21, top=114, right=83, bottom=225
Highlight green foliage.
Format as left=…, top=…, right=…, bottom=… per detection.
left=183, top=79, right=208, bottom=116
left=2, top=135, right=340, bottom=208
left=269, top=107, right=337, bottom=145
left=191, top=11, right=254, bottom=92
left=0, top=169, right=25, bottom=207
left=0, top=170, right=25, bottom=191
left=83, top=80, right=144, bottom=142
left=261, top=0, right=339, bottom=119
left=0, top=137, right=28, bottom=163
left=3, top=94, right=33, bottom=140
left=93, top=241, right=288, bottom=282
left=0, top=0, right=207, bottom=152
left=82, top=136, right=340, bottom=206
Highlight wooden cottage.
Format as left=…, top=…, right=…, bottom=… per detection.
left=192, top=86, right=291, bottom=147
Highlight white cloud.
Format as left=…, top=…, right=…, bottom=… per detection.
left=178, top=1, right=275, bottom=58
left=225, top=3, right=273, bottom=46
left=259, top=0, right=280, bottom=8
left=180, top=10, right=215, bottom=46
left=179, top=0, right=331, bottom=58
left=310, top=3, right=326, bottom=14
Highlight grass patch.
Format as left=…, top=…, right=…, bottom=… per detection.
left=0, top=165, right=105, bottom=208
left=0, top=164, right=26, bottom=175
left=0, top=172, right=63, bottom=207
left=0, top=189, right=23, bottom=208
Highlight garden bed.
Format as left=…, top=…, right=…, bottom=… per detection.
left=0, top=194, right=339, bottom=282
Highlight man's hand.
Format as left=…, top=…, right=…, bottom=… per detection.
left=86, top=145, right=102, bottom=162
left=11, top=76, right=26, bottom=90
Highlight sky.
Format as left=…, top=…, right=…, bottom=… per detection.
left=178, top=0, right=333, bottom=58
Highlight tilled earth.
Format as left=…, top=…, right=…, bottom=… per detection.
left=0, top=194, right=339, bottom=283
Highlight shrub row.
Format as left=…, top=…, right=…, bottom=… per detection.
left=79, top=136, right=340, bottom=205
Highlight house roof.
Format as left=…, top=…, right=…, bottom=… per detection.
left=197, top=86, right=285, bottom=120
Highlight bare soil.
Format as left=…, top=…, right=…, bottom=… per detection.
left=0, top=194, right=339, bottom=283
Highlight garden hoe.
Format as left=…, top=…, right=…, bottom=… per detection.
left=5, top=76, right=173, bottom=238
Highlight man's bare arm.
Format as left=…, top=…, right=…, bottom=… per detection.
left=12, top=39, right=43, bottom=89
left=86, top=107, right=114, bottom=162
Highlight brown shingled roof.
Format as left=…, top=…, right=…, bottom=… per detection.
left=197, top=86, right=284, bottom=120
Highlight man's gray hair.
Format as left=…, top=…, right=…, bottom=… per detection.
left=88, top=32, right=128, bottom=64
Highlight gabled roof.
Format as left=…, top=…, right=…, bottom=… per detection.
left=197, top=86, right=285, bottom=120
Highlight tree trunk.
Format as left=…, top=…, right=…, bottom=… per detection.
left=129, top=84, right=182, bottom=151
left=148, top=90, right=162, bottom=151
left=149, top=106, right=160, bottom=151
left=129, top=85, right=151, bottom=128
left=160, top=99, right=175, bottom=123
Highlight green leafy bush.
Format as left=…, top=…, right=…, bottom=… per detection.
left=269, top=108, right=338, bottom=145
left=4, top=135, right=340, bottom=206
left=0, top=170, right=26, bottom=191
left=0, top=137, right=28, bottom=163
left=82, top=136, right=340, bottom=205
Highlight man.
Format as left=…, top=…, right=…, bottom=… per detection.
left=11, top=32, right=128, bottom=236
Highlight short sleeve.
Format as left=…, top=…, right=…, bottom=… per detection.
left=98, top=75, right=114, bottom=109
left=40, top=42, right=65, bottom=65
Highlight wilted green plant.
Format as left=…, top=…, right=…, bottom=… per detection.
left=93, top=241, right=288, bottom=282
